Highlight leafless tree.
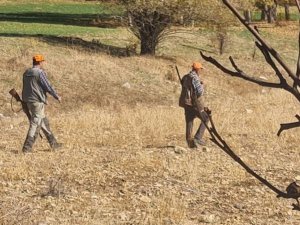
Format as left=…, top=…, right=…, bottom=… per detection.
left=200, top=0, right=300, bottom=208
left=120, top=0, right=235, bottom=55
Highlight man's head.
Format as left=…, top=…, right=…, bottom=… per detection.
left=32, top=54, right=45, bottom=67
left=192, top=62, right=204, bottom=74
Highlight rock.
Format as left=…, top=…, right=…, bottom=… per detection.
left=122, top=82, right=131, bottom=89
left=295, top=175, right=300, bottom=182
left=246, top=109, right=253, bottom=114
left=140, top=195, right=152, bottom=203
left=91, top=194, right=98, bottom=199
left=174, top=146, right=187, bottom=154
left=119, top=212, right=128, bottom=221
left=37, top=222, right=47, bottom=225
left=202, top=147, right=210, bottom=152
left=234, top=203, right=245, bottom=210
left=261, top=89, right=267, bottom=94
left=199, top=214, right=220, bottom=224
left=259, top=76, right=268, bottom=81
left=183, top=220, right=198, bottom=225
left=104, top=130, right=112, bottom=135
left=45, top=217, right=56, bottom=222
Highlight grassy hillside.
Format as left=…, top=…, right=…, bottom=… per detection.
left=0, top=2, right=122, bottom=15
left=0, top=2, right=300, bottom=224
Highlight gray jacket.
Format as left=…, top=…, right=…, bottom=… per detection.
left=22, top=68, right=47, bottom=103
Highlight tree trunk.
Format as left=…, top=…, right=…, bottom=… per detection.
left=261, top=6, right=267, bottom=21
left=272, top=3, right=277, bottom=21
left=267, top=5, right=275, bottom=23
left=284, top=3, right=290, bottom=21
left=219, top=33, right=226, bottom=55
left=140, top=32, right=156, bottom=55
left=130, top=10, right=170, bottom=56
left=244, top=9, right=251, bottom=23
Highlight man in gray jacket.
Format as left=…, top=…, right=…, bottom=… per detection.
left=179, top=62, right=209, bottom=148
left=22, top=54, right=62, bottom=153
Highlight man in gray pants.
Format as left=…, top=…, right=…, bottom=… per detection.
left=22, top=54, right=62, bottom=153
left=179, top=62, right=209, bottom=148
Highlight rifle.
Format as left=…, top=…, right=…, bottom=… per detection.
left=9, top=88, right=42, bottom=138
left=175, top=65, right=182, bottom=85
left=9, top=88, right=31, bottom=120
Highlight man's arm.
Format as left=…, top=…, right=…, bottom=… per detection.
left=39, top=70, right=60, bottom=101
left=192, top=76, right=204, bottom=97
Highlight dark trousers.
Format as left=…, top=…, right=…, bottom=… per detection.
left=184, top=106, right=209, bottom=143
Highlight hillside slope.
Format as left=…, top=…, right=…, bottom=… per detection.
left=0, top=24, right=300, bottom=224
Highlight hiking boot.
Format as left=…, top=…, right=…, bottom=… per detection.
left=46, top=134, right=63, bottom=150
left=51, top=142, right=63, bottom=150
left=187, top=140, right=197, bottom=148
left=22, top=136, right=34, bottom=153
left=194, top=138, right=206, bottom=146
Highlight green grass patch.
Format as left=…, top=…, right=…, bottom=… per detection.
left=0, top=21, right=134, bottom=47
left=0, top=2, right=123, bottom=16
left=0, top=21, right=117, bottom=36
left=252, top=8, right=299, bottom=21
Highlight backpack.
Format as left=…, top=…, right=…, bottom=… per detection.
left=179, top=74, right=195, bottom=108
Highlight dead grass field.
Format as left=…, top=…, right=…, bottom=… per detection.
left=0, top=23, right=300, bottom=225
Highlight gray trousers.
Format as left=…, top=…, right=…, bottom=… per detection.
left=26, top=102, right=52, bottom=138
left=184, top=106, right=209, bottom=142
left=23, top=102, right=59, bottom=151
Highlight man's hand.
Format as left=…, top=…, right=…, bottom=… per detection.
left=57, top=96, right=62, bottom=103
left=204, top=107, right=211, bottom=115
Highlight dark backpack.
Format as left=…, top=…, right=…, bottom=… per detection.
left=179, top=74, right=195, bottom=108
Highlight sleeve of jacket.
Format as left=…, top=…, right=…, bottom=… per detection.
left=192, top=76, right=204, bottom=97
left=191, top=76, right=205, bottom=112
left=39, top=70, right=59, bottom=100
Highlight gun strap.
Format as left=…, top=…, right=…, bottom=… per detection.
left=10, top=96, right=22, bottom=113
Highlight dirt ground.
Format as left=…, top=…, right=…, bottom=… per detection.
left=1, top=24, right=300, bottom=224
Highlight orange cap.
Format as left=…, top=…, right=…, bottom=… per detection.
left=33, top=54, right=45, bottom=62
left=192, top=62, right=204, bottom=70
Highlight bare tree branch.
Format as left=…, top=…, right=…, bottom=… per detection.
left=277, top=115, right=300, bottom=136
left=222, top=0, right=300, bottom=87
left=200, top=51, right=282, bottom=88
left=295, top=32, right=300, bottom=90
left=202, top=1, right=300, bottom=134
left=255, top=42, right=286, bottom=83
left=254, top=42, right=300, bottom=101
left=295, top=0, right=300, bottom=88
left=202, top=111, right=292, bottom=198
left=295, top=0, right=300, bottom=12
left=198, top=0, right=300, bottom=210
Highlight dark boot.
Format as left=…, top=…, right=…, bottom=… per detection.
left=46, top=134, right=63, bottom=150
left=187, top=139, right=197, bottom=148
left=22, top=136, right=35, bottom=153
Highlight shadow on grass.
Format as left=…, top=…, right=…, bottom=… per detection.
left=0, top=33, right=136, bottom=57
left=0, top=12, right=123, bottom=28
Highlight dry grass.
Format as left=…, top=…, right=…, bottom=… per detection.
left=0, top=23, right=300, bottom=224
